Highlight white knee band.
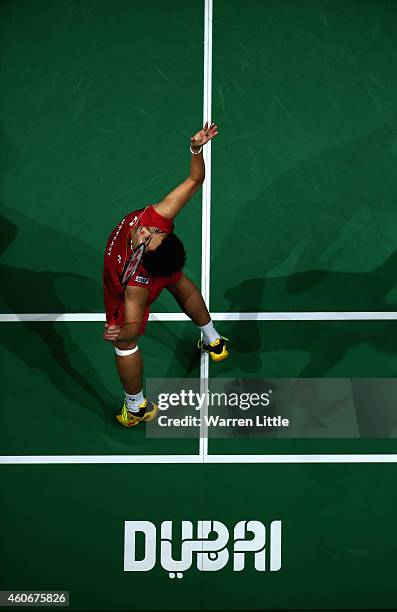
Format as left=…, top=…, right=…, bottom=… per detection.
left=114, top=345, right=139, bottom=356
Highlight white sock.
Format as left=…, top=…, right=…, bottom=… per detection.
left=125, top=390, right=144, bottom=413
left=198, top=320, right=221, bottom=345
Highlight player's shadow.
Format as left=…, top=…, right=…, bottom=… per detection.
left=220, top=262, right=397, bottom=437
left=210, top=115, right=397, bottom=376
left=212, top=115, right=397, bottom=311
left=0, top=209, right=118, bottom=421
left=222, top=249, right=397, bottom=377
left=144, top=319, right=201, bottom=378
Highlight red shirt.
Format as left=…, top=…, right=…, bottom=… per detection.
left=103, top=205, right=182, bottom=333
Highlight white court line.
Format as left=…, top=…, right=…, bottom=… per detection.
left=0, top=455, right=202, bottom=465
left=1, top=454, right=397, bottom=464
left=214, top=312, right=397, bottom=321
left=0, top=313, right=190, bottom=322
left=199, top=0, right=213, bottom=463
left=1, top=311, right=397, bottom=322
left=206, top=454, right=397, bottom=464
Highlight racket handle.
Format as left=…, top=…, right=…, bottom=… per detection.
left=108, top=317, right=117, bottom=327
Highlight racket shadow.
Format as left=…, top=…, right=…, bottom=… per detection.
left=223, top=265, right=397, bottom=379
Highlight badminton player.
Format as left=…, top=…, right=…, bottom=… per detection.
left=103, top=122, right=228, bottom=427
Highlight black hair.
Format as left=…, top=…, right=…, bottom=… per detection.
left=142, top=232, right=187, bottom=277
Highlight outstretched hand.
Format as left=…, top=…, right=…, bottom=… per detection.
left=190, top=121, right=218, bottom=149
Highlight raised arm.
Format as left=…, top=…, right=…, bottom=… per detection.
left=153, top=121, right=218, bottom=220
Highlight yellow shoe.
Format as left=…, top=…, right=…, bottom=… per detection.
left=116, top=399, right=159, bottom=427
left=197, top=336, right=229, bottom=362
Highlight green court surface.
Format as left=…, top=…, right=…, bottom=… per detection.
left=0, top=0, right=203, bottom=314
left=0, top=322, right=200, bottom=456
left=1, top=320, right=397, bottom=456
left=211, top=0, right=397, bottom=313
left=1, top=1, right=397, bottom=610
left=1, top=464, right=397, bottom=611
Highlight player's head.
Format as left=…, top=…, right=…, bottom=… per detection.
left=142, top=231, right=187, bottom=276
left=135, top=225, right=166, bottom=251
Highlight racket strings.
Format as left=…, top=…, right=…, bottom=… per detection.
left=120, top=206, right=149, bottom=278
left=120, top=243, right=145, bottom=286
